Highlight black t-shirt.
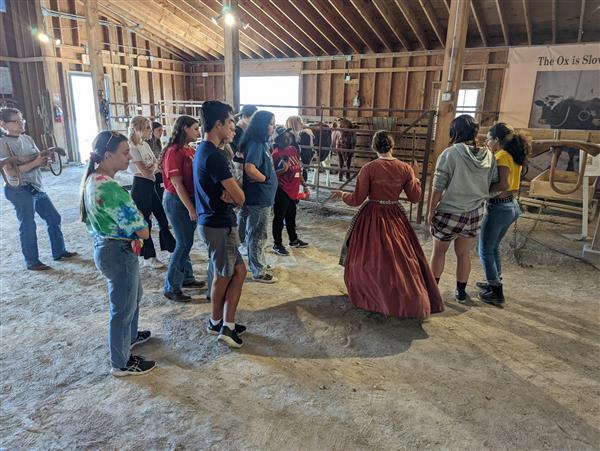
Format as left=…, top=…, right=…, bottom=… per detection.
left=193, top=141, right=236, bottom=228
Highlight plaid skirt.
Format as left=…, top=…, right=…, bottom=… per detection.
left=430, top=204, right=485, bottom=241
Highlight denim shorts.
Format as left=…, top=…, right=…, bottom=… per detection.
left=198, top=224, right=243, bottom=278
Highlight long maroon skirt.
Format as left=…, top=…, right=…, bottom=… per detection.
left=342, top=203, right=444, bottom=319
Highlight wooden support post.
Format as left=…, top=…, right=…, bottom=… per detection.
left=84, top=0, right=107, bottom=131
left=432, top=0, right=469, bottom=162
left=224, top=0, right=240, bottom=112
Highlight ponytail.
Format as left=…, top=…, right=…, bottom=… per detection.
left=79, top=131, right=128, bottom=223
left=488, top=122, right=530, bottom=166
left=450, top=114, right=479, bottom=154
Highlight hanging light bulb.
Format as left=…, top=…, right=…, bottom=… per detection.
left=54, top=38, right=61, bottom=46
left=224, top=13, right=235, bottom=26
left=37, top=33, right=50, bottom=43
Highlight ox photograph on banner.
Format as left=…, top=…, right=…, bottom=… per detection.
left=530, top=70, right=600, bottom=130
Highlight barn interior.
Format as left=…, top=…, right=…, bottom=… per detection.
left=1, top=0, right=599, bottom=449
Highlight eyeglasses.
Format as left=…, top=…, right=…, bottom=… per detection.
left=105, top=131, right=121, bottom=151
left=5, top=118, right=26, bottom=124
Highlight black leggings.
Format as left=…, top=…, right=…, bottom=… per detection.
left=272, top=187, right=298, bottom=246
left=130, top=176, right=175, bottom=259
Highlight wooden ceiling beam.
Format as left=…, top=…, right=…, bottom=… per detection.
left=288, top=0, right=349, bottom=54
left=371, top=0, right=411, bottom=51
left=442, top=0, right=450, bottom=13
left=306, top=0, right=365, bottom=53
left=348, top=0, right=397, bottom=52
left=197, top=0, right=283, bottom=58
left=552, top=0, right=557, bottom=44
left=162, top=0, right=260, bottom=58
left=328, top=0, right=381, bottom=53
left=578, top=0, right=586, bottom=42
left=93, top=3, right=198, bottom=60
left=244, top=0, right=321, bottom=56
left=238, top=1, right=305, bottom=57
left=470, top=0, right=488, bottom=48
left=522, top=0, right=532, bottom=45
left=418, top=0, right=445, bottom=48
left=270, top=0, right=338, bottom=55
left=394, top=0, right=430, bottom=50
left=495, top=0, right=509, bottom=46
left=103, top=0, right=213, bottom=60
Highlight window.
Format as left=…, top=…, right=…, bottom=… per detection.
left=240, top=76, right=299, bottom=125
left=455, top=88, right=481, bottom=118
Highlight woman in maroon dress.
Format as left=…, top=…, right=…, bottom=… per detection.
left=331, top=131, right=444, bottom=320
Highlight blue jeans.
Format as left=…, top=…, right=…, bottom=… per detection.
left=93, top=237, right=142, bottom=369
left=163, top=192, right=196, bottom=293
left=478, top=199, right=521, bottom=285
left=4, top=185, right=66, bottom=268
left=244, top=205, right=270, bottom=278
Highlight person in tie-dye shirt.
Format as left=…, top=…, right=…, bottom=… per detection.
left=80, top=131, right=156, bottom=377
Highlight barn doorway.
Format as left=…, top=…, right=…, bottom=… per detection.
left=240, top=75, right=299, bottom=125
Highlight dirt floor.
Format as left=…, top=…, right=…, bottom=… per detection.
left=1, top=166, right=599, bottom=450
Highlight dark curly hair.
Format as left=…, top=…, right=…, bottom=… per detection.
left=488, top=122, right=530, bottom=166
left=450, top=114, right=479, bottom=153
left=371, top=130, right=394, bottom=154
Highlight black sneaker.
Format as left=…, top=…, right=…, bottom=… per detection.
left=164, top=291, right=191, bottom=302
left=252, top=273, right=277, bottom=284
left=111, top=355, right=156, bottom=377
left=479, top=284, right=505, bottom=308
left=289, top=239, right=308, bottom=248
left=455, top=289, right=469, bottom=303
left=218, top=325, right=243, bottom=348
left=272, top=244, right=289, bottom=256
left=182, top=279, right=207, bottom=289
left=207, top=319, right=247, bottom=336
left=476, top=281, right=490, bottom=292
left=54, top=251, right=78, bottom=261
left=130, top=330, right=151, bottom=349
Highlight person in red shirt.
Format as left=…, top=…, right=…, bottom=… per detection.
left=271, top=126, right=309, bottom=256
left=161, top=115, right=206, bottom=302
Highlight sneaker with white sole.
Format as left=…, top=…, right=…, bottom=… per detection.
left=217, top=326, right=243, bottom=348
left=272, top=244, right=289, bottom=256
left=111, top=355, right=156, bottom=377
left=130, top=330, right=151, bottom=349
left=207, top=319, right=246, bottom=336
left=252, top=273, right=277, bottom=283
left=289, top=239, right=309, bottom=248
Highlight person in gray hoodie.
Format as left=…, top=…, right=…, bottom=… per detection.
left=427, top=114, right=498, bottom=302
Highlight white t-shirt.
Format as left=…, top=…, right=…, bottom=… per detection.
left=128, top=141, right=157, bottom=181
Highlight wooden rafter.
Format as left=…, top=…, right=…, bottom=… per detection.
left=197, top=0, right=282, bottom=58
left=495, top=0, right=509, bottom=46
left=163, top=0, right=260, bottom=58
left=329, top=0, right=381, bottom=53
left=470, top=0, right=488, bottom=48
left=418, top=0, right=445, bottom=48
left=100, top=1, right=209, bottom=60
left=552, top=0, right=557, bottom=44
left=348, top=0, right=396, bottom=52
left=578, top=0, right=586, bottom=42
left=92, top=2, right=198, bottom=60
left=250, top=0, right=323, bottom=55
left=522, top=0, right=532, bottom=45
left=239, top=1, right=306, bottom=56
left=394, top=0, right=429, bottom=50
left=307, top=0, right=365, bottom=54
left=270, top=0, right=337, bottom=55
left=371, top=0, right=411, bottom=51
left=288, top=0, right=348, bottom=54
left=442, top=0, right=450, bottom=13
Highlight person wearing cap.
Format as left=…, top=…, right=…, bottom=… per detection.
left=271, top=126, right=309, bottom=256
left=231, top=105, right=257, bottom=257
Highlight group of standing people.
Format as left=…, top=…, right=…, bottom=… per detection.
left=2, top=102, right=528, bottom=377
left=334, top=114, right=529, bottom=322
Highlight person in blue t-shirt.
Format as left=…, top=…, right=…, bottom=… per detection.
left=194, top=101, right=247, bottom=349
left=238, top=110, right=278, bottom=283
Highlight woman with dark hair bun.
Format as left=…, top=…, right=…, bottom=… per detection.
left=477, top=123, right=530, bottom=307
left=330, top=131, right=443, bottom=320
left=428, top=114, right=498, bottom=302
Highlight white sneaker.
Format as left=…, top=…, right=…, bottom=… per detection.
left=147, top=257, right=165, bottom=269
left=238, top=244, right=248, bottom=256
